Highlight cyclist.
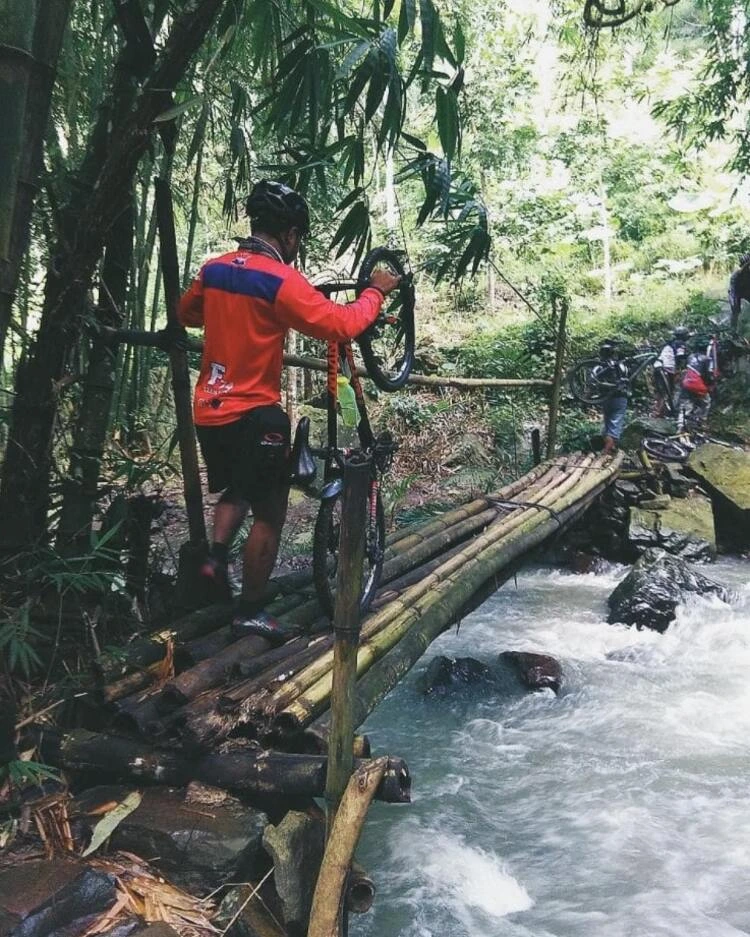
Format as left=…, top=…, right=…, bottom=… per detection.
left=728, top=252, right=750, bottom=334
left=676, top=350, right=716, bottom=431
left=652, top=325, right=690, bottom=416
left=592, top=340, right=631, bottom=453
left=178, top=180, right=401, bottom=643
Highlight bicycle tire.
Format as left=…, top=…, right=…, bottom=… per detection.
left=567, top=358, right=611, bottom=405
left=641, top=437, right=691, bottom=463
left=356, top=247, right=415, bottom=392
left=312, top=484, right=385, bottom=619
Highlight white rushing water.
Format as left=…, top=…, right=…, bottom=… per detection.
left=352, top=558, right=750, bottom=937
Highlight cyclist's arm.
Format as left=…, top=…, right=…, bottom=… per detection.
left=275, top=268, right=383, bottom=341
left=178, top=274, right=204, bottom=328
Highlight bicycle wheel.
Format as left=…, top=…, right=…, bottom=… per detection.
left=356, top=248, right=415, bottom=392
left=312, top=483, right=385, bottom=619
left=641, top=437, right=691, bottom=463
left=567, top=358, right=611, bottom=404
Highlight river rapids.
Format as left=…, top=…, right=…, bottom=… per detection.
left=353, top=558, right=750, bottom=937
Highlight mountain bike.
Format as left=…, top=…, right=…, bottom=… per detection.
left=290, top=247, right=416, bottom=619
left=640, top=429, right=743, bottom=464
left=567, top=346, right=673, bottom=412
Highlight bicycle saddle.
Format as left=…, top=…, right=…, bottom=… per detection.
left=290, top=417, right=317, bottom=487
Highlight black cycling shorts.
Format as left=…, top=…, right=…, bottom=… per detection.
left=196, top=405, right=291, bottom=504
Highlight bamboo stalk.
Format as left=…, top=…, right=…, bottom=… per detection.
left=308, top=758, right=388, bottom=937
left=314, top=484, right=610, bottom=735
left=326, top=457, right=369, bottom=830
left=274, top=455, right=621, bottom=731
left=260, top=459, right=588, bottom=722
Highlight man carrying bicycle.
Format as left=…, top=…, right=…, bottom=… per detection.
left=676, top=350, right=715, bottom=431
left=178, top=180, right=401, bottom=643
left=652, top=326, right=690, bottom=417
left=592, top=340, right=631, bottom=453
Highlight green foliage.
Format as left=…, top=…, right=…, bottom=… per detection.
left=554, top=410, right=602, bottom=453
left=0, top=604, right=43, bottom=678
left=0, top=759, right=60, bottom=789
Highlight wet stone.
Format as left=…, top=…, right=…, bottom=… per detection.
left=627, top=494, right=716, bottom=562
left=262, top=810, right=325, bottom=937
left=607, top=548, right=730, bottom=632
left=76, top=786, right=267, bottom=894
left=496, top=651, right=563, bottom=695
left=0, top=860, right=116, bottom=937
left=416, top=656, right=492, bottom=695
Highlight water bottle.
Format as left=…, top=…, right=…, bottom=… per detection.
left=337, top=376, right=359, bottom=427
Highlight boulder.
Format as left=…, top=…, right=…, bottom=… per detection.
left=627, top=494, right=716, bottom=562
left=687, top=444, right=750, bottom=551
left=607, top=548, right=730, bottom=632
left=0, top=860, right=116, bottom=937
left=496, top=651, right=563, bottom=695
left=262, top=810, right=325, bottom=937
left=76, top=786, right=267, bottom=894
left=416, top=656, right=492, bottom=695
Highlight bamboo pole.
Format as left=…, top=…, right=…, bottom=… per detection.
left=326, top=456, right=369, bottom=831
left=546, top=297, right=569, bottom=458
left=313, top=481, right=612, bottom=735
left=274, top=454, right=621, bottom=731
left=98, top=327, right=552, bottom=389
left=154, top=177, right=206, bottom=547
left=308, top=758, right=388, bottom=937
left=261, top=458, right=586, bottom=724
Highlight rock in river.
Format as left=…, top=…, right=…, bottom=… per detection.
left=627, top=493, right=716, bottom=562
left=416, top=656, right=492, bottom=695
left=496, top=651, right=563, bottom=695
left=687, top=443, right=750, bottom=551
left=607, top=548, right=730, bottom=632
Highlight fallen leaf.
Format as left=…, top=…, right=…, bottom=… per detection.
left=82, top=790, right=142, bottom=857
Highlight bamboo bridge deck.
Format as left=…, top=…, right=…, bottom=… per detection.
left=55, top=451, right=622, bottom=806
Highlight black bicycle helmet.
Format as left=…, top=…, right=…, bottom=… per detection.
left=740, top=253, right=750, bottom=266
left=246, top=180, right=310, bottom=236
left=673, top=326, right=690, bottom=340
left=599, top=340, right=617, bottom=359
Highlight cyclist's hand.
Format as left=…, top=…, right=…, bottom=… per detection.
left=369, top=269, right=401, bottom=296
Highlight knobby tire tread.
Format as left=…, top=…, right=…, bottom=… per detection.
left=312, top=488, right=385, bottom=619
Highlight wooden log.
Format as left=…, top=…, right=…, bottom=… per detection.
left=161, top=633, right=285, bottom=709
left=56, top=730, right=410, bottom=804
left=274, top=454, right=621, bottom=732
left=308, top=759, right=388, bottom=937
left=546, top=297, right=568, bottom=458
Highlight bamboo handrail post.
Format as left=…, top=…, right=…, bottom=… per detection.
left=546, top=296, right=569, bottom=458
left=325, top=455, right=369, bottom=837
left=154, top=177, right=207, bottom=548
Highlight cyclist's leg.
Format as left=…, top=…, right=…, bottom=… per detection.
left=603, top=393, right=627, bottom=452
left=229, top=406, right=292, bottom=612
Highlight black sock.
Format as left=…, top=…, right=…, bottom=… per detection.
left=236, top=596, right=263, bottom=617
left=210, top=542, right=229, bottom=564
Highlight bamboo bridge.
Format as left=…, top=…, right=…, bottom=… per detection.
left=57, top=451, right=621, bottom=785
left=47, top=450, right=622, bottom=935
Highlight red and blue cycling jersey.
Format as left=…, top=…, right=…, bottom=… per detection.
left=179, top=249, right=383, bottom=425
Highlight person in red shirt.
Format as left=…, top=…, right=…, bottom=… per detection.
left=178, top=180, right=401, bottom=643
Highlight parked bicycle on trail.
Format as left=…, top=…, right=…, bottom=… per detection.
left=176, top=180, right=414, bottom=642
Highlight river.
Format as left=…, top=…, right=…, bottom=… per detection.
left=352, top=557, right=750, bottom=937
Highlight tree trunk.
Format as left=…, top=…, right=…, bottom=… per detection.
left=0, top=0, right=71, bottom=368
left=0, top=0, right=226, bottom=556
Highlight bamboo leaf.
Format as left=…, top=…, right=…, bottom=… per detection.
left=400, top=131, right=426, bottom=150
left=419, top=0, right=435, bottom=72
left=454, top=20, right=465, bottom=64
left=82, top=791, right=143, bottom=857
left=153, top=95, right=201, bottom=124
left=336, top=40, right=371, bottom=80
left=398, top=0, right=416, bottom=44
